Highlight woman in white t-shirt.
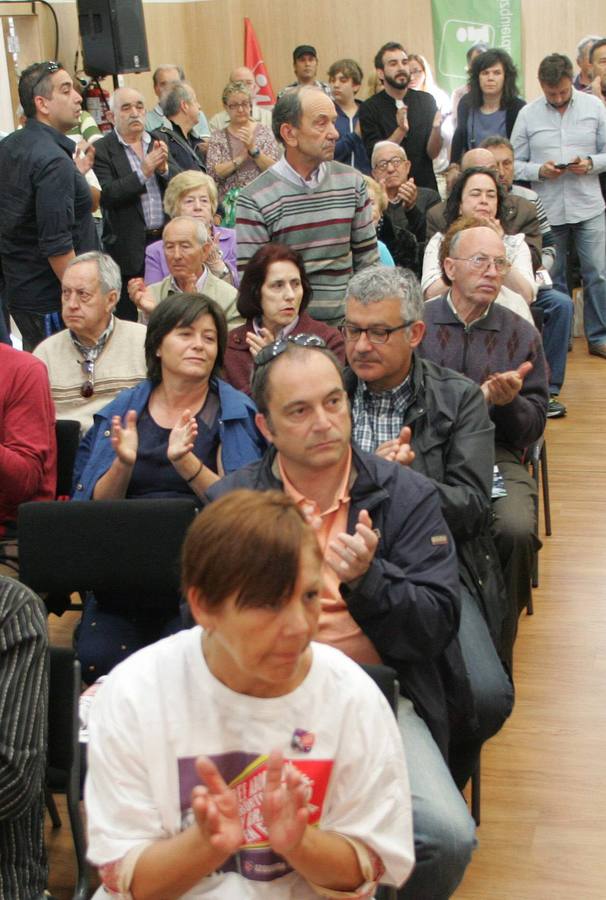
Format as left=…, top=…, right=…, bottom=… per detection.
left=86, top=489, right=414, bottom=899
left=421, top=166, right=536, bottom=324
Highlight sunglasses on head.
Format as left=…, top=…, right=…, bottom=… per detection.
left=30, top=61, right=60, bottom=95
left=253, top=333, right=327, bottom=368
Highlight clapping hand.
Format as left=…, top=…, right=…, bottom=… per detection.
left=375, top=426, right=415, bottom=466
left=262, top=750, right=310, bottom=856
left=110, top=410, right=138, bottom=466
left=192, top=757, right=243, bottom=856
left=127, top=278, right=155, bottom=316
left=168, top=410, right=198, bottom=462
left=142, top=140, right=169, bottom=177
left=481, top=361, right=533, bottom=405
left=327, top=509, right=379, bottom=583
left=245, top=328, right=274, bottom=358
left=398, top=177, right=417, bottom=210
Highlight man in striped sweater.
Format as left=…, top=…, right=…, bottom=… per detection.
left=0, top=577, right=49, bottom=900
left=236, top=86, right=379, bottom=324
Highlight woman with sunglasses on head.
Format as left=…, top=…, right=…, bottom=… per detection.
left=421, top=166, right=536, bottom=323
left=71, top=294, right=265, bottom=678
left=450, top=48, right=525, bottom=167
left=223, top=244, right=345, bottom=395
left=206, top=81, right=280, bottom=205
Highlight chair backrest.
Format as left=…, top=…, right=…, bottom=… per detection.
left=18, top=498, right=199, bottom=601
left=47, top=646, right=80, bottom=781
left=55, top=420, right=81, bottom=499
left=358, top=662, right=400, bottom=715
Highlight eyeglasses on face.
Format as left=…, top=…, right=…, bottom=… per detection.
left=80, top=359, right=95, bottom=398
left=227, top=101, right=251, bottom=111
left=30, top=61, right=60, bottom=95
left=253, top=333, right=326, bottom=367
left=373, top=156, right=406, bottom=173
left=451, top=254, right=510, bottom=275
left=339, top=322, right=414, bottom=344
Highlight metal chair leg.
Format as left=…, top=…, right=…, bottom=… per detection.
left=540, top=442, right=552, bottom=536
left=45, top=788, right=61, bottom=828
left=471, top=757, right=481, bottom=826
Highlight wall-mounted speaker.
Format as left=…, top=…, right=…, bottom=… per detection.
left=77, top=0, right=150, bottom=76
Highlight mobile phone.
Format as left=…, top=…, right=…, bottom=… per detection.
left=554, top=163, right=569, bottom=170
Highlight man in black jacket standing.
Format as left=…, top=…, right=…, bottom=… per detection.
left=359, top=42, right=442, bottom=191
left=0, top=61, right=97, bottom=349
left=205, top=337, right=478, bottom=900
left=93, top=86, right=181, bottom=319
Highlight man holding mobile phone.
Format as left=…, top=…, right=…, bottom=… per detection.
left=511, top=53, right=606, bottom=358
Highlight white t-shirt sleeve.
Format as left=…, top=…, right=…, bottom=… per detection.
left=505, top=233, right=538, bottom=300
left=85, top=667, right=169, bottom=866
left=318, top=663, right=414, bottom=888
left=421, top=232, right=444, bottom=294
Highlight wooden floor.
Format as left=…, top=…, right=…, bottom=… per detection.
left=46, top=338, right=606, bottom=899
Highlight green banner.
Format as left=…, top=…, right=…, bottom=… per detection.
left=431, top=0, right=522, bottom=95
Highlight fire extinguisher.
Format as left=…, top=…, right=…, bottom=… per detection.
left=83, top=79, right=112, bottom=133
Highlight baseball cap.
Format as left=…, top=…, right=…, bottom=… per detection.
left=293, top=45, right=318, bottom=62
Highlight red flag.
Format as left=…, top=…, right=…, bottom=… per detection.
left=244, top=17, right=275, bottom=107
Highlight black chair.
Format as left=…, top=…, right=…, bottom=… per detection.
left=55, top=419, right=81, bottom=500
left=46, top=646, right=88, bottom=900
left=18, top=497, right=199, bottom=621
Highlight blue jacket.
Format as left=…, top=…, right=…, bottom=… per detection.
left=72, top=378, right=265, bottom=500
left=205, top=445, right=476, bottom=758
left=334, top=101, right=371, bottom=175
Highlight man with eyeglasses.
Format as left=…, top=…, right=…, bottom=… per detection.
left=420, top=224, right=549, bottom=670
left=342, top=263, right=514, bottom=896
left=204, top=334, right=479, bottom=899
left=360, top=42, right=443, bottom=191
left=93, top=86, right=181, bottom=321
left=33, top=252, right=146, bottom=436
left=0, top=61, right=98, bottom=350
left=371, top=140, right=439, bottom=273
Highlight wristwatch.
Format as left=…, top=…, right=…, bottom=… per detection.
left=248, top=147, right=261, bottom=159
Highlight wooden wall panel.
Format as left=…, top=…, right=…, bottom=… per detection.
left=12, top=0, right=606, bottom=115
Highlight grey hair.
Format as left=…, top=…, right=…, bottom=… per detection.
left=163, top=216, right=208, bottom=245
left=161, top=82, right=194, bottom=118
left=577, top=35, right=603, bottom=61
left=345, top=265, right=424, bottom=323
left=271, top=86, right=308, bottom=144
left=108, top=87, right=145, bottom=114
left=371, top=140, right=407, bottom=169
left=65, top=251, right=122, bottom=296
left=153, top=64, right=185, bottom=86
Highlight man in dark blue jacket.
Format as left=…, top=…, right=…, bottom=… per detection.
left=205, top=338, right=476, bottom=900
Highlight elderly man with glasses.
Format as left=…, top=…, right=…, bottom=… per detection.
left=420, top=223, right=549, bottom=672
left=34, top=251, right=146, bottom=435
left=371, top=140, right=439, bottom=273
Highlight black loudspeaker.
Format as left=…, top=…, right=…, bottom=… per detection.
left=77, top=0, right=150, bottom=76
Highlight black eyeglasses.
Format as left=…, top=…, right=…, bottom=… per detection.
left=30, top=61, right=60, bottom=95
left=80, top=359, right=95, bottom=398
left=339, top=321, right=414, bottom=344
left=253, top=333, right=327, bottom=367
